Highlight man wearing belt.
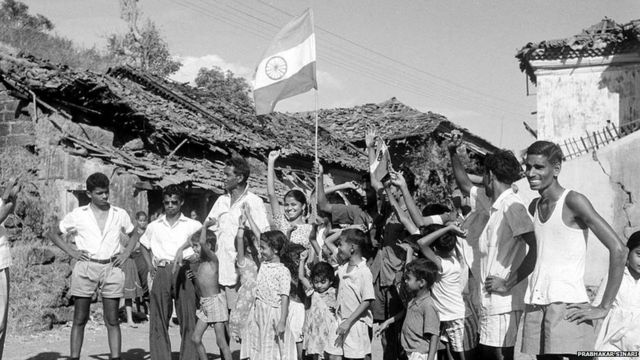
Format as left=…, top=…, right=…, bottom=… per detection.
left=140, top=184, right=202, bottom=360
left=48, top=173, right=140, bottom=360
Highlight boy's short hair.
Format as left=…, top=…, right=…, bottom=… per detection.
left=86, top=172, right=109, bottom=192
left=162, top=184, right=185, bottom=201
left=225, top=156, right=250, bottom=184
left=627, top=231, right=640, bottom=251
left=135, top=211, right=147, bottom=219
left=422, top=224, right=457, bottom=253
left=191, top=229, right=216, bottom=250
left=421, top=203, right=450, bottom=217
left=405, top=258, right=439, bottom=288
left=310, top=261, right=336, bottom=284
left=341, top=228, right=373, bottom=258
left=526, top=140, right=564, bottom=165
left=484, top=149, right=522, bottom=185
left=401, top=233, right=423, bottom=254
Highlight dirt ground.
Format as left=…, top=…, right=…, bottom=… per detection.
left=4, top=320, right=534, bottom=360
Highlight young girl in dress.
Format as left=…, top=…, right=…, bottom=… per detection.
left=251, top=230, right=293, bottom=360
left=268, top=150, right=313, bottom=248
left=298, top=251, right=340, bottom=359
left=229, top=209, right=261, bottom=360
left=595, top=232, right=640, bottom=356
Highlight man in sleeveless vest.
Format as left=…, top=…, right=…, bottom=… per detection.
left=522, top=141, right=628, bottom=360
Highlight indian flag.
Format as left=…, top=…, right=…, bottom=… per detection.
left=253, top=9, right=317, bottom=115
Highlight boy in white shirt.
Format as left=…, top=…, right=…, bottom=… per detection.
left=48, top=173, right=140, bottom=360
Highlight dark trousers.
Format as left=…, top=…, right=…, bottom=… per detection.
left=149, top=264, right=198, bottom=360
left=131, top=250, right=149, bottom=298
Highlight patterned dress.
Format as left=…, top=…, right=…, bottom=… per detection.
left=274, top=213, right=312, bottom=249
left=229, top=257, right=258, bottom=359
left=250, top=262, right=293, bottom=360
left=303, top=287, right=340, bottom=355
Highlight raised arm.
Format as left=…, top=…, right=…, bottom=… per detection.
left=365, top=129, right=383, bottom=192
left=309, top=224, right=322, bottom=257
left=385, top=184, right=419, bottom=234
left=0, top=178, right=20, bottom=225
left=417, top=224, right=465, bottom=270
left=242, top=203, right=262, bottom=241
left=566, top=192, right=628, bottom=323
left=199, top=218, right=217, bottom=261
left=298, top=250, right=313, bottom=291
left=315, top=161, right=334, bottom=214
left=447, top=130, right=473, bottom=196
left=267, top=150, right=282, bottom=216
left=391, top=171, right=425, bottom=227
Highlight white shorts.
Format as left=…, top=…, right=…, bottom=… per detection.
left=479, top=311, right=522, bottom=347
left=407, top=351, right=431, bottom=360
left=330, top=321, right=371, bottom=359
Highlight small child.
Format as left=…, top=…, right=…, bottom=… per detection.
left=330, top=228, right=375, bottom=360
left=400, top=258, right=440, bottom=360
left=119, top=231, right=143, bottom=328
left=251, top=230, right=293, bottom=359
left=281, top=242, right=308, bottom=360
left=188, top=220, right=232, bottom=360
left=417, top=224, right=470, bottom=360
left=229, top=215, right=260, bottom=360
left=299, top=251, right=341, bottom=359
left=131, top=211, right=150, bottom=315
left=594, top=232, right=640, bottom=355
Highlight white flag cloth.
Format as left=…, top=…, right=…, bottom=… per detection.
left=253, top=8, right=317, bottom=115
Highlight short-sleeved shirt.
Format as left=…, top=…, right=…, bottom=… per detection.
left=207, top=188, right=270, bottom=286
left=336, top=258, right=375, bottom=326
left=139, top=214, right=201, bottom=262
left=401, top=292, right=440, bottom=354
left=0, top=200, right=10, bottom=269
left=431, top=256, right=466, bottom=321
left=255, top=262, right=291, bottom=307
left=459, top=186, right=491, bottom=281
left=478, top=188, right=534, bottom=315
left=330, top=205, right=372, bottom=228
left=59, top=205, right=135, bottom=259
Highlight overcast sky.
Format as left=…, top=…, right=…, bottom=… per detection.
left=20, top=0, right=639, bottom=152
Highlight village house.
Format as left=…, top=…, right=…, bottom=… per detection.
left=0, top=44, right=498, bottom=224
left=516, top=17, right=640, bottom=285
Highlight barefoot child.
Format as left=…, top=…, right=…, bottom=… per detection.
left=251, top=230, right=292, bottom=359
left=229, top=209, right=261, bottom=360
left=299, top=251, right=341, bottom=359
left=183, top=219, right=232, bottom=360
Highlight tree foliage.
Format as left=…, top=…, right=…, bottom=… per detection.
left=194, top=66, right=253, bottom=107
left=107, top=0, right=181, bottom=77
left=0, top=0, right=52, bottom=32
left=405, top=137, right=481, bottom=208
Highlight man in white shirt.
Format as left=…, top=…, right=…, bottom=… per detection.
left=206, top=156, right=269, bottom=311
left=140, top=184, right=202, bottom=360
left=0, top=177, right=21, bottom=359
left=48, top=173, right=141, bottom=360
left=448, top=135, right=537, bottom=360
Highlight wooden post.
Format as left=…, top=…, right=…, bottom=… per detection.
left=581, top=135, right=591, bottom=153
left=605, top=126, right=615, bottom=142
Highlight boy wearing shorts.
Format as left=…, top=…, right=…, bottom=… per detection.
left=176, top=217, right=232, bottom=360
left=48, top=172, right=140, bottom=360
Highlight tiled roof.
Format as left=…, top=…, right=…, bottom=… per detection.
left=294, top=98, right=499, bottom=155
left=516, top=18, right=640, bottom=83
left=0, top=51, right=366, bottom=171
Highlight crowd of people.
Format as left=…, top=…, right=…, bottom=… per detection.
left=0, top=130, right=638, bottom=360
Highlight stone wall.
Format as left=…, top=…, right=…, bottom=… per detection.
left=535, top=62, right=640, bottom=143
left=0, top=82, right=36, bottom=147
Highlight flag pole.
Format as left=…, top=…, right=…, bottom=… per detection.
left=315, top=89, right=319, bottom=163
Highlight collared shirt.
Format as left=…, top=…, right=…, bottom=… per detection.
left=59, top=205, right=134, bottom=260
left=0, top=200, right=10, bottom=269
left=459, top=186, right=492, bottom=281
left=336, top=258, right=375, bottom=326
left=478, top=188, right=534, bottom=315
left=207, top=187, right=269, bottom=286
left=401, top=292, right=440, bottom=354
left=140, top=214, right=201, bottom=262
